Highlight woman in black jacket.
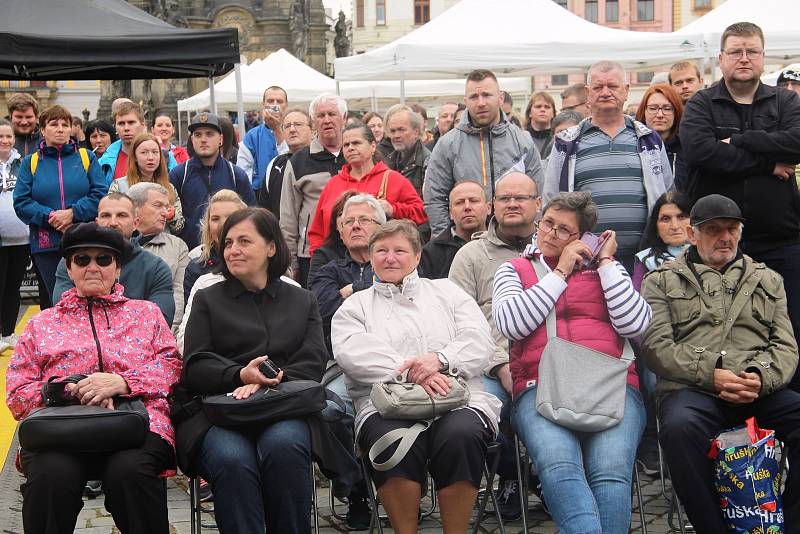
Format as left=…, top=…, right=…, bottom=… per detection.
left=635, top=84, right=688, bottom=192
left=178, top=207, right=327, bottom=534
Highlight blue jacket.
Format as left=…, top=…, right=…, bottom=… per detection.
left=99, top=139, right=177, bottom=185
left=169, top=155, right=256, bottom=249
left=13, top=140, right=107, bottom=253
left=53, top=236, right=175, bottom=325
left=241, top=124, right=279, bottom=190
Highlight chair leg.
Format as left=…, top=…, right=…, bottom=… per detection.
left=327, top=480, right=348, bottom=520
left=514, top=435, right=529, bottom=534
left=361, top=457, right=384, bottom=534
left=190, top=478, right=202, bottom=534
left=311, top=464, right=320, bottom=534
left=633, top=464, right=647, bottom=534
left=472, top=442, right=505, bottom=534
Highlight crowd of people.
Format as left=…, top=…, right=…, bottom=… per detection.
left=2, top=19, right=800, bottom=534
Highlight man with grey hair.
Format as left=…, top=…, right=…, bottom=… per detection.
left=424, top=69, right=544, bottom=236
left=129, top=182, right=189, bottom=330
left=309, top=193, right=384, bottom=530
left=384, top=104, right=430, bottom=198
left=448, top=171, right=542, bottom=520
left=280, top=93, right=348, bottom=287
left=543, top=60, right=673, bottom=272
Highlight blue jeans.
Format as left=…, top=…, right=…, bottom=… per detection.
left=512, top=385, right=645, bottom=534
left=482, top=375, right=516, bottom=480
left=322, top=371, right=355, bottom=419
left=32, top=251, right=61, bottom=307
left=197, top=419, right=312, bottom=534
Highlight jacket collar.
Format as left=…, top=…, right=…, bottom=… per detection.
left=38, top=138, right=79, bottom=157
left=188, top=153, right=225, bottom=171
left=373, top=270, right=420, bottom=298
left=57, top=283, right=128, bottom=311
left=457, top=109, right=511, bottom=136
left=431, top=227, right=467, bottom=247
left=224, top=275, right=281, bottom=300
left=710, top=79, right=776, bottom=104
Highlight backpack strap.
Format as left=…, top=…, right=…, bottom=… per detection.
left=377, top=169, right=391, bottom=199
left=31, top=148, right=90, bottom=175
left=30, top=152, right=39, bottom=175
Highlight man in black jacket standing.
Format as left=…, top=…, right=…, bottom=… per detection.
left=680, top=21, right=800, bottom=391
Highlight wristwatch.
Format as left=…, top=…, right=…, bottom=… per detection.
left=436, top=351, right=449, bottom=373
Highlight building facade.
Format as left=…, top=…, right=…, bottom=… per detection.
left=351, top=0, right=460, bottom=54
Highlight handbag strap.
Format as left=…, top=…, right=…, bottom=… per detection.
left=529, top=258, right=634, bottom=363
left=368, top=420, right=430, bottom=471
left=377, top=169, right=390, bottom=199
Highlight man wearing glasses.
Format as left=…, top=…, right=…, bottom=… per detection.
left=257, top=109, right=313, bottom=218
left=448, top=171, right=541, bottom=520
left=543, top=60, right=673, bottom=273
left=238, top=86, right=289, bottom=192
left=680, top=22, right=800, bottom=391
left=560, top=83, right=590, bottom=117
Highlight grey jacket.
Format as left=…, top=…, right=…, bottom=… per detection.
left=141, top=232, right=189, bottom=331
left=448, top=219, right=528, bottom=377
left=423, top=112, right=543, bottom=235
left=641, top=253, right=797, bottom=397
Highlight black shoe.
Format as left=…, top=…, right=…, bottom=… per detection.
left=84, top=480, right=103, bottom=499
left=198, top=478, right=213, bottom=502
left=636, top=446, right=660, bottom=477
left=346, top=494, right=371, bottom=531
left=495, top=478, right=522, bottom=521
left=530, top=477, right=550, bottom=517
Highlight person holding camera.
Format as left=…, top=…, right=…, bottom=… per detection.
left=176, top=207, right=327, bottom=533
left=238, top=86, right=289, bottom=193
left=492, top=192, right=651, bottom=533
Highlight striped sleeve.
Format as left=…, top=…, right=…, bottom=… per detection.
left=598, top=261, right=652, bottom=337
left=492, top=262, right=567, bottom=342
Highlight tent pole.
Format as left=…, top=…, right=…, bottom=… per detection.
left=400, top=72, right=406, bottom=105
left=177, top=110, right=182, bottom=145
left=209, top=75, right=217, bottom=115
left=336, top=80, right=341, bottom=96
left=235, top=63, right=246, bottom=144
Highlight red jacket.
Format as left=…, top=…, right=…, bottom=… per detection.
left=307, top=160, right=427, bottom=255
left=508, top=257, right=639, bottom=398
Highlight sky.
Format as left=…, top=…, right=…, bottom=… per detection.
left=322, top=0, right=351, bottom=17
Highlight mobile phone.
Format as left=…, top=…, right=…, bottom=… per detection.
left=579, top=232, right=606, bottom=267
left=259, top=359, right=281, bottom=379
left=266, top=105, right=281, bottom=114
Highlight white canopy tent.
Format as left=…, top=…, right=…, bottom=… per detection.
left=675, top=0, right=800, bottom=64
left=334, top=0, right=703, bottom=83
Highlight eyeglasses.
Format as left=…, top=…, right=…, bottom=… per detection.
left=539, top=219, right=580, bottom=241
left=494, top=194, right=538, bottom=205
left=342, top=216, right=379, bottom=228
left=722, top=48, right=764, bottom=60
left=71, top=253, right=115, bottom=268
left=282, top=122, right=309, bottom=130
left=645, top=105, right=675, bottom=115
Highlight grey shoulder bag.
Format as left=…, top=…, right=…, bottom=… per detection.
left=530, top=259, right=634, bottom=432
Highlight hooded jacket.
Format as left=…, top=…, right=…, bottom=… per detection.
left=331, top=272, right=501, bottom=438
left=239, top=123, right=279, bottom=190
left=14, top=130, right=41, bottom=157
left=543, top=117, right=673, bottom=213
left=423, top=111, right=543, bottom=235
left=679, top=80, right=800, bottom=256
left=0, top=149, right=28, bottom=247
left=307, top=160, right=427, bottom=255
left=641, top=251, right=797, bottom=397
left=99, top=139, right=178, bottom=186
left=6, top=284, right=182, bottom=447
left=13, top=140, right=107, bottom=253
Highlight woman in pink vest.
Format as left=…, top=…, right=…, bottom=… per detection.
left=492, top=192, right=651, bottom=533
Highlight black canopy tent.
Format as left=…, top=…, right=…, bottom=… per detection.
left=0, top=0, right=239, bottom=81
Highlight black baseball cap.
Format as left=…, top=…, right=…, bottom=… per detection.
left=60, top=222, right=132, bottom=260
left=689, top=194, right=745, bottom=226
left=777, top=67, right=800, bottom=86
left=188, top=112, right=222, bottom=134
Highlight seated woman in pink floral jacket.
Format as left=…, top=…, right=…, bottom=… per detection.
left=5, top=222, right=182, bottom=534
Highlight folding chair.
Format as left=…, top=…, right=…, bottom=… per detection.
left=655, top=416, right=691, bottom=533
left=188, top=478, right=216, bottom=534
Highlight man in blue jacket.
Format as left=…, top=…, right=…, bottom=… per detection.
left=53, top=193, right=175, bottom=325
left=237, top=86, right=288, bottom=191
left=99, top=101, right=176, bottom=185
left=170, top=113, right=255, bottom=249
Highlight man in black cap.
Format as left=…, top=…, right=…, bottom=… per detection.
left=169, top=112, right=255, bottom=249
left=777, top=65, right=800, bottom=97
left=641, top=194, right=800, bottom=533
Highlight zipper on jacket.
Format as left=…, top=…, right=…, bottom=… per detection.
left=57, top=147, right=66, bottom=209
left=87, top=299, right=105, bottom=372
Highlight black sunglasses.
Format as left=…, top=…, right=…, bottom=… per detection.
left=71, top=253, right=115, bottom=268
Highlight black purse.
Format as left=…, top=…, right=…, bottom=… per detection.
left=201, top=380, right=328, bottom=428
left=18, top=373, right=150, bottom=453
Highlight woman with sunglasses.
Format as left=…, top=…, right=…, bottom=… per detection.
left=492, top=192, right=651, bottom=534
left=6, top=222, right=182, bottom=534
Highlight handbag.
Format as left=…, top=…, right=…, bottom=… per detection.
left=18, top=375, right=150, bottom=453
left=368, top=373, right=470, bottom=471
left=530, top=258, right=634, bottom=432
left=201, top=379, right=328, bottom=428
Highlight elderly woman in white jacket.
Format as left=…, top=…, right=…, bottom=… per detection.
left=332, top=219, right=501, bottom=534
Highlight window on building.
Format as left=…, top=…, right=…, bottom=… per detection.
left=554, top=0, right=568, bottom=8
left=605, top=0, right=619, bottom=22
left=637, top=71, right=655, bottom=84
left=356, top=0, right=364, bottom=27
left=585, top=0, right=598, bottom=22
left=694, top=0, right=712, bottom=7
left=637, top=0, right=654, bottom=21
left=376, top=0, right=386, bottom=25
left=414, top=0, right=431, bottom=25
left=552, top=74, right=569, bottom=86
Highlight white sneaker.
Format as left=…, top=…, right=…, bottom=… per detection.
left=5, top=334, right=18, bottom=348
left=0, top=338, right=9, bottom=353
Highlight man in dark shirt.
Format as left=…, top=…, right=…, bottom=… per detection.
left=8, top=93, right=41, bottom=157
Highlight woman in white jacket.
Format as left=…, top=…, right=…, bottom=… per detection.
left=332, top=219, right=501, bottom=534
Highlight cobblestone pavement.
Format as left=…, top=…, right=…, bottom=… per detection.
left=0, top=428, right=689, bottom=534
